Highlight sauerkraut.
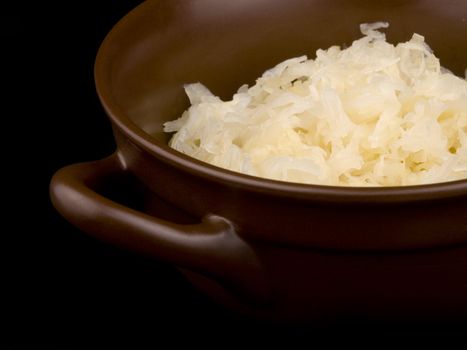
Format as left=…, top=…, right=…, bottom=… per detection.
left=163, top=23, right=467, bottom=186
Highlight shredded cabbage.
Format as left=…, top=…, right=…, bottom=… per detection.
left=163, top=23, right=467, bottom=186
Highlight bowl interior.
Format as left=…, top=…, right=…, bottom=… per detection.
left=96, top=0, right=467, bottom=147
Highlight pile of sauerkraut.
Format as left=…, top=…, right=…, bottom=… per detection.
left=164, top=23, right=467, bottom=186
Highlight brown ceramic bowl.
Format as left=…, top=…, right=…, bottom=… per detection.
left=50, top=0, right=467, bottom=321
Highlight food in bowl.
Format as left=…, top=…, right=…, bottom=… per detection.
left=164, top=23, right=467, bottom=187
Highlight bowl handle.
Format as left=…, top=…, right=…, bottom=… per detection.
left=50, top=153, right=268, bottom=303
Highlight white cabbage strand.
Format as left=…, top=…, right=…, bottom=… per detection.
left=164, top=23, right=467, bottom=187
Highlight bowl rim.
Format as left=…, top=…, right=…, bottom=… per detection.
left=94, top=0, right=467, bottom=204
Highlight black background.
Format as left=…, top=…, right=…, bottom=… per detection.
left=3, top=1, right=467, bottom=347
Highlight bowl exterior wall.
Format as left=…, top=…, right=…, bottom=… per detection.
left=115, top=127, right=467, bottom=319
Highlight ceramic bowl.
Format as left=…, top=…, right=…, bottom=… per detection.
left=50, top=0, right=467, bottom=321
